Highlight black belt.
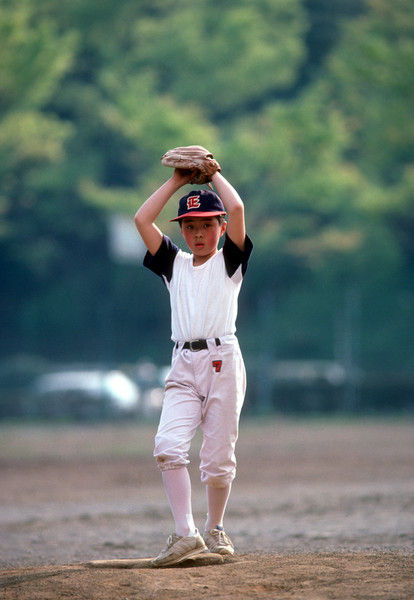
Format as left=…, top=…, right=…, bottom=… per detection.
left=178, top=338, right=221, bottom=351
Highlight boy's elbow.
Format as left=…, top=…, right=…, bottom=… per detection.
left=134, top=211, right=155, bottom=241
left=229, top=203, right=244, bottom=218
left=134, top=210, right=144, bottom=230
left=134, top=214, right=147, bottom=236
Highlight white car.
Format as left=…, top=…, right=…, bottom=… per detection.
left=31, top=370, right=141, bottom=420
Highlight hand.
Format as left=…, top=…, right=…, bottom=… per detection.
left=171, top=167, right=198, bottom=187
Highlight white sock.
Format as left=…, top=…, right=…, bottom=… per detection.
left=162, top=467, right=196, bottom=537
left=205, top=483, right=232, bottom=531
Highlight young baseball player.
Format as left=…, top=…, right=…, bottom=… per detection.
left=134, top=166, right=253, bottom=567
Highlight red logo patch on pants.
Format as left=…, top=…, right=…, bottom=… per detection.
left=212, top=360, right=222, bottom=373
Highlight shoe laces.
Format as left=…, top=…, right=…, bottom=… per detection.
left=211, top=528, right=229, bottom=545
left=165, top=533, right=180, bottom=550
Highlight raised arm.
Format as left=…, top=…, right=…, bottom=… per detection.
left=134, top=169, right=194, bottom=255
left=211, top=172, right=246, bottom=250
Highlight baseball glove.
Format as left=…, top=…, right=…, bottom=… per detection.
left=161, top=145, right=221, bottom=184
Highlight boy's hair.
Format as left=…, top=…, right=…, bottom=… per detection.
left=178, top=215, right=225, bottom=228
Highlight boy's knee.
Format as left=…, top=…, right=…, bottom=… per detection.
left=156, top=454, right=188, bottom=471
left=201, top=471, right=235, bottom=488
left=154, top=436, right=189, bottom=471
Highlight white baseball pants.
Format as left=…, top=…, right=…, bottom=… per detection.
left=154, top=335, right=246, bottom=488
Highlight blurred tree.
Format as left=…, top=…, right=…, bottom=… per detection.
left=223, top=0, right=413, bottom=370
left=0, top=0, right=412, bottom=380
left=0, top=0, right=80, bottom=355
left=326, top=0, right=414, bottom=267
left=128, top=0, right=307, bottom=119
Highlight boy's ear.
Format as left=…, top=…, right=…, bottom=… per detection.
left=220, top=220, right=227, bottom=236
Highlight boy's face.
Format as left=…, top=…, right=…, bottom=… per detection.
left=180, top=217, right=226, bottom=265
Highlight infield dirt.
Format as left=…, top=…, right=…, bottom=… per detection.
left=1, top=419, right=413, bottom=599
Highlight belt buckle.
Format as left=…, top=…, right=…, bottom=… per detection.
left=189, top=340, right=199, bottom=351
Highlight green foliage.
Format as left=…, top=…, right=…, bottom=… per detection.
left=0, top=1, right=76, bottom=112
left=0, top=0, right=412, bottom=377
left=327, top=0, right=414, bottom=182
left=128, top=0, right=307, bottom=116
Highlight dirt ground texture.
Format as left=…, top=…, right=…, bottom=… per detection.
left=0, top=419, right=413, bottom=599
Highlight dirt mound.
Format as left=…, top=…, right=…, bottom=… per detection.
left=1, top=553, right=412, bottom=599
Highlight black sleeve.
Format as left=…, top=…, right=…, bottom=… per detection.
left=223, top=233, right=253, bottom=278
left=143, top=235, right=179, bottom=283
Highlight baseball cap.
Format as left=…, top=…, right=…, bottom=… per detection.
left=170, top=189, right=226, bottom=221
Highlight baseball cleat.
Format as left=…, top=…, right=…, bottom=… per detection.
left=203, top=527, right=235, bottom=556
left=150, top=530, right=207, bottom=567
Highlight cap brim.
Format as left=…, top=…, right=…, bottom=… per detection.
left=170, top=211, right=226, bottom=222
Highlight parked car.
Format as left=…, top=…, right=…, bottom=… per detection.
left=128, top=360, right=166, bottom=417
left=30, top=370, right=141, bottom=420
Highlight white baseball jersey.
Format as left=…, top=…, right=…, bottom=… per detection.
left=144, top=233, right=253, bottom=342
left=143, top=232, right=253, bottom=487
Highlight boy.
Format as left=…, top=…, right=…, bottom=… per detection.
left=134, top=165, right=253, bottom=567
